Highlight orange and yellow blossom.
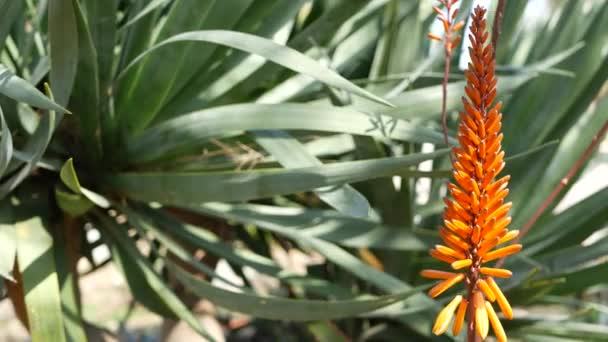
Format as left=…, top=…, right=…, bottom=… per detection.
left=421, top=5, right=521, bottom=342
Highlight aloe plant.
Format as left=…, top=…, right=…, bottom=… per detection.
left=0, top=0, right=606, bottom=341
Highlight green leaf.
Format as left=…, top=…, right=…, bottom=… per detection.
left=512, top=95, right=608, bottom=228
left=169, top=261, right=426, bottom=321
left=135, top=201, right=440, bottom=336
left=116, top=0, right=160, bottom=72
left=121, top=205, right=245, bottom=289
left=505, top=140, right=560, bottom=163
left=195, top=203, right=405, bottom=291
left=107, top=149, right=447, bottom=205
left=58, top=158, right=110, bottom=209
left=11, top=150, right=62, bottom=172
left=368, top=1, right=421, bottom=93
left=546, top=262, right=608, bottom=295
left=93, top=210, right=216, bottom=341
left=251, top=4, right=386, bottom=106
left=0, top=1, right=24, bottom=52
left=107, top=236, right=177, bottom=318
left=108, top=0, right=159, bottom=147
left=0, top=199, right=16, bottom=281
left=505, top=5, right=607, bottom=153
left=495, top=0, right=529, bottom=63
left=333, top=43, right=584, bottom=120
left=69, top=0, right=102, bottom=162
left=193, top=203, right=427, bottom=251
left=549, top=47, right=608, bottom=143
left=127, top=103, right=452, bottom=163
left=14, top=196, right=66, bottom=342
left=54, top=187, right=94, bottom=217
left=160, top=0, right=307, bottom=116
left=192, top=203, right=441, bottom=335
left=80, top=188, right=110, bottom=208
left=82, top=0, right=117, bottom=92
left=253, top=130, right=372, bottom=218
left=59, top=158, right=82, bottom=193
left=120, top=0, right=169, bottom=30
left=49, top=0, right=78, bottom=107
left=523, top=188, right=608, bottom=255
left=0, top=85, right=58, bottom=199
left=0, top=65, right=67, bottom=113
left=521, top=322, right=608, bottom=340
left=189, top=0, right=372, bottom=112
left=245, top=27, right=373, bottom=219
left=118, top=30, right=393, bottom=133
left=117, top=0, right=255, bottom=134
left=116, top=0, right=219, bottom=133
left=307, top=322, right=348, bottom=342
left=82, top=0, right=118, bottom=153
left=508, top=235, right=608, bottom=291
left=0, top=104, right=13, bottom=176
left=52, top=222, right=87, bottom=342
left=537, top=235, right=608, bottom=276
left=132, top=204, right=354, bottom=299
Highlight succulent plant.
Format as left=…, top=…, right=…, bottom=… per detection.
left=0, top=1, right=606, bottom=341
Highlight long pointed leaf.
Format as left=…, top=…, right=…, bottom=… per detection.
left=0, top=199, right=15, bottom=280
left=93, top=211, right=215, bottom=341
left=14, top=195, right=66, bottom=342
left=49, top=0, right=78, bottom=107
left=190, top=203, right=428, bottom=251
left=0, top=105, right=13, bottom=176
left=107, top=149, right=448, bottom=205
left=118, top=30, right=393, bottom=133
left=0, top=86, right=57, bottom=198
left=169, top=261, right=427, bottom=321
left=127, top=104, right=452, bottom=163
left=254, top=130, right=371, bottom=218
left=70, top=0, right=102, bottom=162
left=0, top=65, right=67, bottom=113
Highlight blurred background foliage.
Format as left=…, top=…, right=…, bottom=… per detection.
left=0, top=0, right=606, bottom=341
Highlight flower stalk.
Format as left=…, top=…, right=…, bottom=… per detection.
left=427, top=0, right=464, bottom=157
left=422, top=5, right=521, bottom=342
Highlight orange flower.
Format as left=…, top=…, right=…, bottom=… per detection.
left=420, top=5, right=521, bottom=342
left=427, top=0, right=464, bottom=54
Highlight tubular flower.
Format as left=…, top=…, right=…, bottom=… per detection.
left=421, top=6, right=521, bottom=342
left=427, top=0, right=464, bottom=54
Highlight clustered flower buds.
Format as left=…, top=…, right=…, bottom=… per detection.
left=427, top=0, right=464, bottom=54
left=421, top=5, right=522, bottom=342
